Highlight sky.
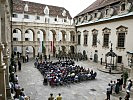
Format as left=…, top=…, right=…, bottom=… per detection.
left=23, top=0, right=96, bottom=18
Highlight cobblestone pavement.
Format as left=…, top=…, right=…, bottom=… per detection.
left=16, top=58, right=133, bottom=100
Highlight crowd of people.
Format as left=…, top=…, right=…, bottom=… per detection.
left=106, top=75, right=132, bottom=100
left=9, top=71, right=29, bottom=100
left=35, top=59, right=97, bottom=87
left=9, top=53, right=30, bottom=100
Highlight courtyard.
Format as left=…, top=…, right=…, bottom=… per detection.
left=15, top=58, right=133, bottom=100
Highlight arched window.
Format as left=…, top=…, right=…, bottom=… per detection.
left=102, top=27, right=111, bottom=47
left=83, top=30, right=88, bottom=46
left=116, top=26, right=128, bottom=48
left=92, top=29, right=98, bottom=46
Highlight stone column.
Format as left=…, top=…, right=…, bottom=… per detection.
left=34, top=28, right=37, bottom=42
left=3, top=43, right=11, bottom=99
left=34, top=46, right=38, bottom=57
left=22, top=46, right=26, bottom=56
left=1, top=2, right=11, bottom=99
left=0, top=43, right=6, bottom=100
left=46, top=28, right=50, bottom=55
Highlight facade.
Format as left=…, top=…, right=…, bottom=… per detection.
left=0, top=0, right=11, bottom=99
left=12, top=0, right=76, bottom=57
left=74, top=0, right=133, bottom=77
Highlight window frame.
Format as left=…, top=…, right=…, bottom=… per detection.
left=12, top=14, right=18, bottom=18
left=24, top=14, right=29, bottom=19
left=116, top=25, right=127, bottom=49
left=92, top=29, right=98, bottom=47
left=102, top=27, right=111, bottom=48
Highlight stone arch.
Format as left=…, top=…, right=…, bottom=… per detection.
left=13, top=28, right=22, bottom=41
left=50, top=29, right=56, bottom=42
left=37, top=29, right=46, bottom=53
left=25, top=46, right=35, bottom=58
left=70, top=30, right=76, bottom=42
left=13, top=46, right=22, bottom=57
left=61, top=46, right=66, bottom=53
left=24, top=28, right=35, bottom=41
left=70, top=45, right=75, bottom=54
left=61, top=30, right=66, bottom=42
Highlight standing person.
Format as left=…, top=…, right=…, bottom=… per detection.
left=106, top=83, right=111, bottom=100
left=49, top=54, right=50, bottom=61
left=26, top=55, right=29, bottom=62
left=124, top=90, right=130, bottom=100
left=115, top=79, right=120, bottom=94
left=48, top=93, right=54, bottom=100
left=110, top=80, right=113, bottom=94
left=56, top=93, right=62, bottom=100
left=18, top=60, right=21, bottom=71
left=127, top=80, right=132, bottom=91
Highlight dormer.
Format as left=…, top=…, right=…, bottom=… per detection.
left=44, top=6, right=49, bottom=15
left=62, top=10, right=66, bottom=16
left=92, top=11, right=101, bottom=21
left=24, top=4, right=28, bottom=12
left=83, top=14, right=88, bottom=22
left=73, top=18, right=78, bottom=25
left=104, top=7, right=114, bottom=18
left=77, top=16, right=84, bottom=24
left=119, top=0, right=132, bottom=15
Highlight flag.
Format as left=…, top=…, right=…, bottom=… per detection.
left=51, top=41, right=52, bottom=52
left=42, top=40, right=45, bottom=53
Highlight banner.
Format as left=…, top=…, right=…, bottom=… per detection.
left=42, top=40, right=45, bottom=53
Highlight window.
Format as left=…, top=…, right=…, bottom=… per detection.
left=92, top=29, right=98, bottom=46
left=24, top=15, right=29, bottom=19
left=105, top=9, right=109, bottom=15
left=121, top=3, right=126, bottom=11
left=12, top=14, right=18, bottom=18
left=13, top=38, right=18, bottom=41
left=94, top=13, right=97, bottom=18
left=103, top=34, right=109, bottom=47
left=92, top=34, right=97, bottom=46
left=84, top=35, right=88, bottom=45
left=117, top=33, right=125, bottom=47
left=116, top=26, right=127, bottom=48
left=13, top=29, right=17, bottom=33
left=84, top=15, right=87, bottom=20
left=117, top=56, right=122, bottom=63
left=78, top=18, right=81, bottom=22
left=64, top=19, right=67, bottom=22
left=14, top=47, right=17, bottom=51
left=72, top=35, right=75, bottom=42
left=36, top=16, right=40, bottom=20
left=55, top=18, right=57, bottom=21
left=78, top=35, right=81, bottom=45
left=25, top=38, right=29, bottom=41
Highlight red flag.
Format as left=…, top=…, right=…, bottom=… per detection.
left=51, top=41, right=52, bottom=52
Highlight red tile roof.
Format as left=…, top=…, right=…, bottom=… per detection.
left=75, top=0, right=120, bottom=17
left=12, top=0, right=72, bottom=19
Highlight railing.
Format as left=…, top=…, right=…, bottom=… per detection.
left=13, top=41, right=40, bottom=46
left=13, top=41, right=77, bottom=46
left=44, top=41, right=77, bottom=46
